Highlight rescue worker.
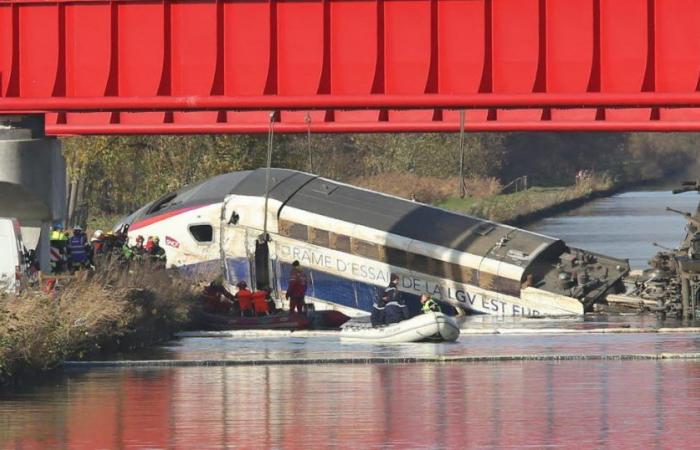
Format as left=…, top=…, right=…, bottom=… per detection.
left=252, top=287, right=274, bottom=316
left=145, top=236, right=155, bottom=253
left=114, top=231, right=129, bottom=258
left=370, top=289, right=386, bottom=327
left=235, top=281, right=254, bottom=317
left=50, top=224, right=64, bottom=242
left=286, top=260, right=307, bottom=314
left=133, top=235, right=146, bottom=257
left=90, top=230, right=106, bottom=266
left=147, top=236, right=167, bottom=269
left=202, top=277, right=236, bottom=314
left=102, top=232, right=121, bottom=264
left=49, top=224, right=69, bottom=273
left=420, top=293, right=441, bottom=313
left=383, top=273, right=409, bottom=325
left=120, top=235, right=145, bottom=267
left=67, top=226, right=90, bottom=271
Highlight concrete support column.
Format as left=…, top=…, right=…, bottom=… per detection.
left=0, top=116, right=66, bottom=273
left=37, top=222, right=52, bottom=273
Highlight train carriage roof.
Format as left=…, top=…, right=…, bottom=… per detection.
left=236, top=169, right=560, bottom=266
left=128, top=168, right=561, bottom=266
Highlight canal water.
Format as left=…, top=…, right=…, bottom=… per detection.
left=529, top=190, right=699, bottom=269
left=4, top=190, right=700, bottom=449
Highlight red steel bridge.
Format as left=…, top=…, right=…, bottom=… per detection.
left=3, top=0, right=700, bottom=134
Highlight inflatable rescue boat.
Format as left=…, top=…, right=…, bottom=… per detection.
left=339, top=312, right=460, bottom=343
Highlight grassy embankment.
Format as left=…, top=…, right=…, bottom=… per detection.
left=353, top=172, right=615, bottom=224
left=0, top=269, right=197, bottom=386
left=438, top=175, right=615, bottom=224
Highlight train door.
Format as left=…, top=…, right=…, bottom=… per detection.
left=255, top=238, right=281, bottom=295
left=218, top=199, right=252, bottom=286
left=245, top=230, right=275, bottom=291
left=254, top=240, right=270, bottom=290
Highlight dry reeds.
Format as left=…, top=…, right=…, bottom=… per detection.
left=350, top=173, right=502, bottom=204
left=0, top=266, right=197, bottom=384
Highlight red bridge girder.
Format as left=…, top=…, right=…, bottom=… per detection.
left=2, top=0, right=700, bottom=134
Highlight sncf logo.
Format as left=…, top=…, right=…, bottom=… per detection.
left=165, top=236, right=180, bottom=248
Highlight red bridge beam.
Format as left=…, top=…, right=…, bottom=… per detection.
left=7, top=93, right=700, bottom=113
left=4, top=0, right=700, bottom=134
left=47, top=121, right=700, bottom=136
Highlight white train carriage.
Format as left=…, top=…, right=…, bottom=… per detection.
left=121, top=169, right=629, bottom=317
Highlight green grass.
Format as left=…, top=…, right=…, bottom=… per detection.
left=438, top=178, right=614, bottom=223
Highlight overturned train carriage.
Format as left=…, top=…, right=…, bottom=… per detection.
left=122, top=169, right=629, bottom=317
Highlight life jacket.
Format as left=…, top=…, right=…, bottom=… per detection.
left=252, top=290, right=270, bottom=314
left=422, top=298, right=441, bottom=314
left=50, top=230, right=64, bottom=241
left=68, top=235, right=88, bottom=262
left=237, top=288, right=253, bottom=311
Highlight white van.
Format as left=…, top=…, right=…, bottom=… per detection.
left=0, top=218, right=29, bottom=295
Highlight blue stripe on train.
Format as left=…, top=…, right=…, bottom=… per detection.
left=178, top=257, right=250, bottom=284
left=179, top=258, right=452, bottom=316
left=278, top=262, right=424, bottom=316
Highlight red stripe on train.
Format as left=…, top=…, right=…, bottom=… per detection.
left=129, top=205, right=205, bottom=231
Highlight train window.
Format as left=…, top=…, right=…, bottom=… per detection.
left=147, top=193, right=177, bottom=214
left=376, top=245, right=387, bottom=262
left=428, top=258, right=447, bottom=279
left=310, top=228, right=330, bottom=247
left=446, top=262, right=476, bottom=284
left=385, top=248, right=407, bottom=268
left=408, top=253, right=430, bottom=274
left=189, top=224, right=213, bottom=243
left=494, top=277, right=521, bottom=298
left=330, top=233, right=351, bottom=252
left=279, top=220, right=309, bottom=241
left=352, top=239, right=381, bottom=260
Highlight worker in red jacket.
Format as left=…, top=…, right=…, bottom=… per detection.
left=286, top=260, right=308, bottom=314
left=202, top=278, right=235, bottom=314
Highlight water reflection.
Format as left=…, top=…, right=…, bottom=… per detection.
left=4, top=361, right=700, bottom=448
left=7, top=190, right=700, bottom=449
left=155, top=330, right=700, bottom=363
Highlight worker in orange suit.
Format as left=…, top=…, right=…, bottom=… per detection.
left=252, top=287, right=273, bottom=316
left=235, top=281, right=254, bottom=317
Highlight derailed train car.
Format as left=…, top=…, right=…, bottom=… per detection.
left=121, top=169, right=629, bottom=317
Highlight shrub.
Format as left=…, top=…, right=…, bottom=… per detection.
left=0, top=268, right=197, bottom=383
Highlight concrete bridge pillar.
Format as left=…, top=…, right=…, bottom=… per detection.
left=0, top=116, right=66, bottom=273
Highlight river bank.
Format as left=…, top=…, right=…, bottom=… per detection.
left=437, top=175, right=618, bottom=225
left=0, top=269, right=197, bottom=387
